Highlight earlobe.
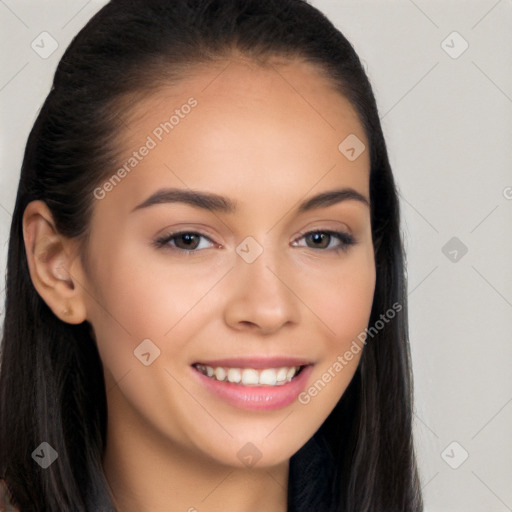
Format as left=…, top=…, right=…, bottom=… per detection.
left=22, top=200, right=87, bottom=325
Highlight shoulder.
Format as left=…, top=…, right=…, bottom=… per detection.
left=0, top=479, right=20, bottom=512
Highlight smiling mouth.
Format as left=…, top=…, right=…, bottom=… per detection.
left=193, top=364, right=306, bottom=387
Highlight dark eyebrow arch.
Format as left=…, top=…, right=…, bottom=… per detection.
left=131, top=187, right=369, bottom=214
left=131, top=188, right=237, bottom=213
left=297, top=188, right=369, bottom=212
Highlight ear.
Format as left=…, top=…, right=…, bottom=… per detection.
left=22, top=200, right=88, bottom=325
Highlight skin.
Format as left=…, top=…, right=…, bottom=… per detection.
left=23, top=58, right=375, bottom=512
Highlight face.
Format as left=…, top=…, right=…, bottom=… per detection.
left=80, top=58, right=375, bottom=469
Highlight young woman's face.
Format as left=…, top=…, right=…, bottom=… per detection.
left=80, top=59, right=375, bottom=469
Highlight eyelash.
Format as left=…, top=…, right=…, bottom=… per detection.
left=153, top=230, right=356, bottom=254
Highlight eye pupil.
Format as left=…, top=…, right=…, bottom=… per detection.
left=178, top=233, right=199, bottom=249
left=307, top=232, right=329, bottom=249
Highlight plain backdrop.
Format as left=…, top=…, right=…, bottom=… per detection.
left=1, top=1, right=511, bottom=510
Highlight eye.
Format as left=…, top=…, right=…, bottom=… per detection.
left=293, top=230, right=355, bottom=252
left=154, top=231, right=216, bottom=252
left=153, top=229, right=355, bottom=254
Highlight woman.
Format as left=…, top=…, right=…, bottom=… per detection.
left=0, top=0, right=423, bottom=510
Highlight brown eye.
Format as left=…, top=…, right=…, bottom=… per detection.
left=295, top=230, right=356, bottom=252
left=173, top=233, right=201, bottom=250
left=154, top=232, right=215, bottom=252
left=305, top=232, right=331, bottom=249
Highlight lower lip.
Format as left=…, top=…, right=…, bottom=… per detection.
left=192, top=365, right=313, bottom=411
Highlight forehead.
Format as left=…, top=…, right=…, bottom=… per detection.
left=98, top=58, right=370, bottom=216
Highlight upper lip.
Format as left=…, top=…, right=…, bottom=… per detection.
left=192, top=357, right=312, bottom=369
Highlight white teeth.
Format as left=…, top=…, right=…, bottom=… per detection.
left=259, top=369, right=277, bottom=386
left=227, top=367, right=241, bottom=383
left=276, top=367, right=288, bottom=383
left=195, top=364, right=302, bottom=386
left=241, top=369, right=260, bottom=385
left=215, top=367, right=226, bottom=381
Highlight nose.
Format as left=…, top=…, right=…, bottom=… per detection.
left=223, top=247, right=301, bottom=335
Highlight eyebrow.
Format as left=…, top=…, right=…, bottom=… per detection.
left=131, top=187, right=369, bottom=214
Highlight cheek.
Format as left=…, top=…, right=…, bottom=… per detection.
left=295, top=251, right=375, bottom=421
left=300, top=248, right=376, bottom=344
left=85, top=249, right=222, bottom=377
left=299, top=247, right=374, bottom=373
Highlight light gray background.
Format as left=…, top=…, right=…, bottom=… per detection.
left=1, top=1, right=511, bottom=510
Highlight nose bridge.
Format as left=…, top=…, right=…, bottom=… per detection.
left=223, top=237, right=300, bottom=332
left=240, top=241, right=282, bottom=291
